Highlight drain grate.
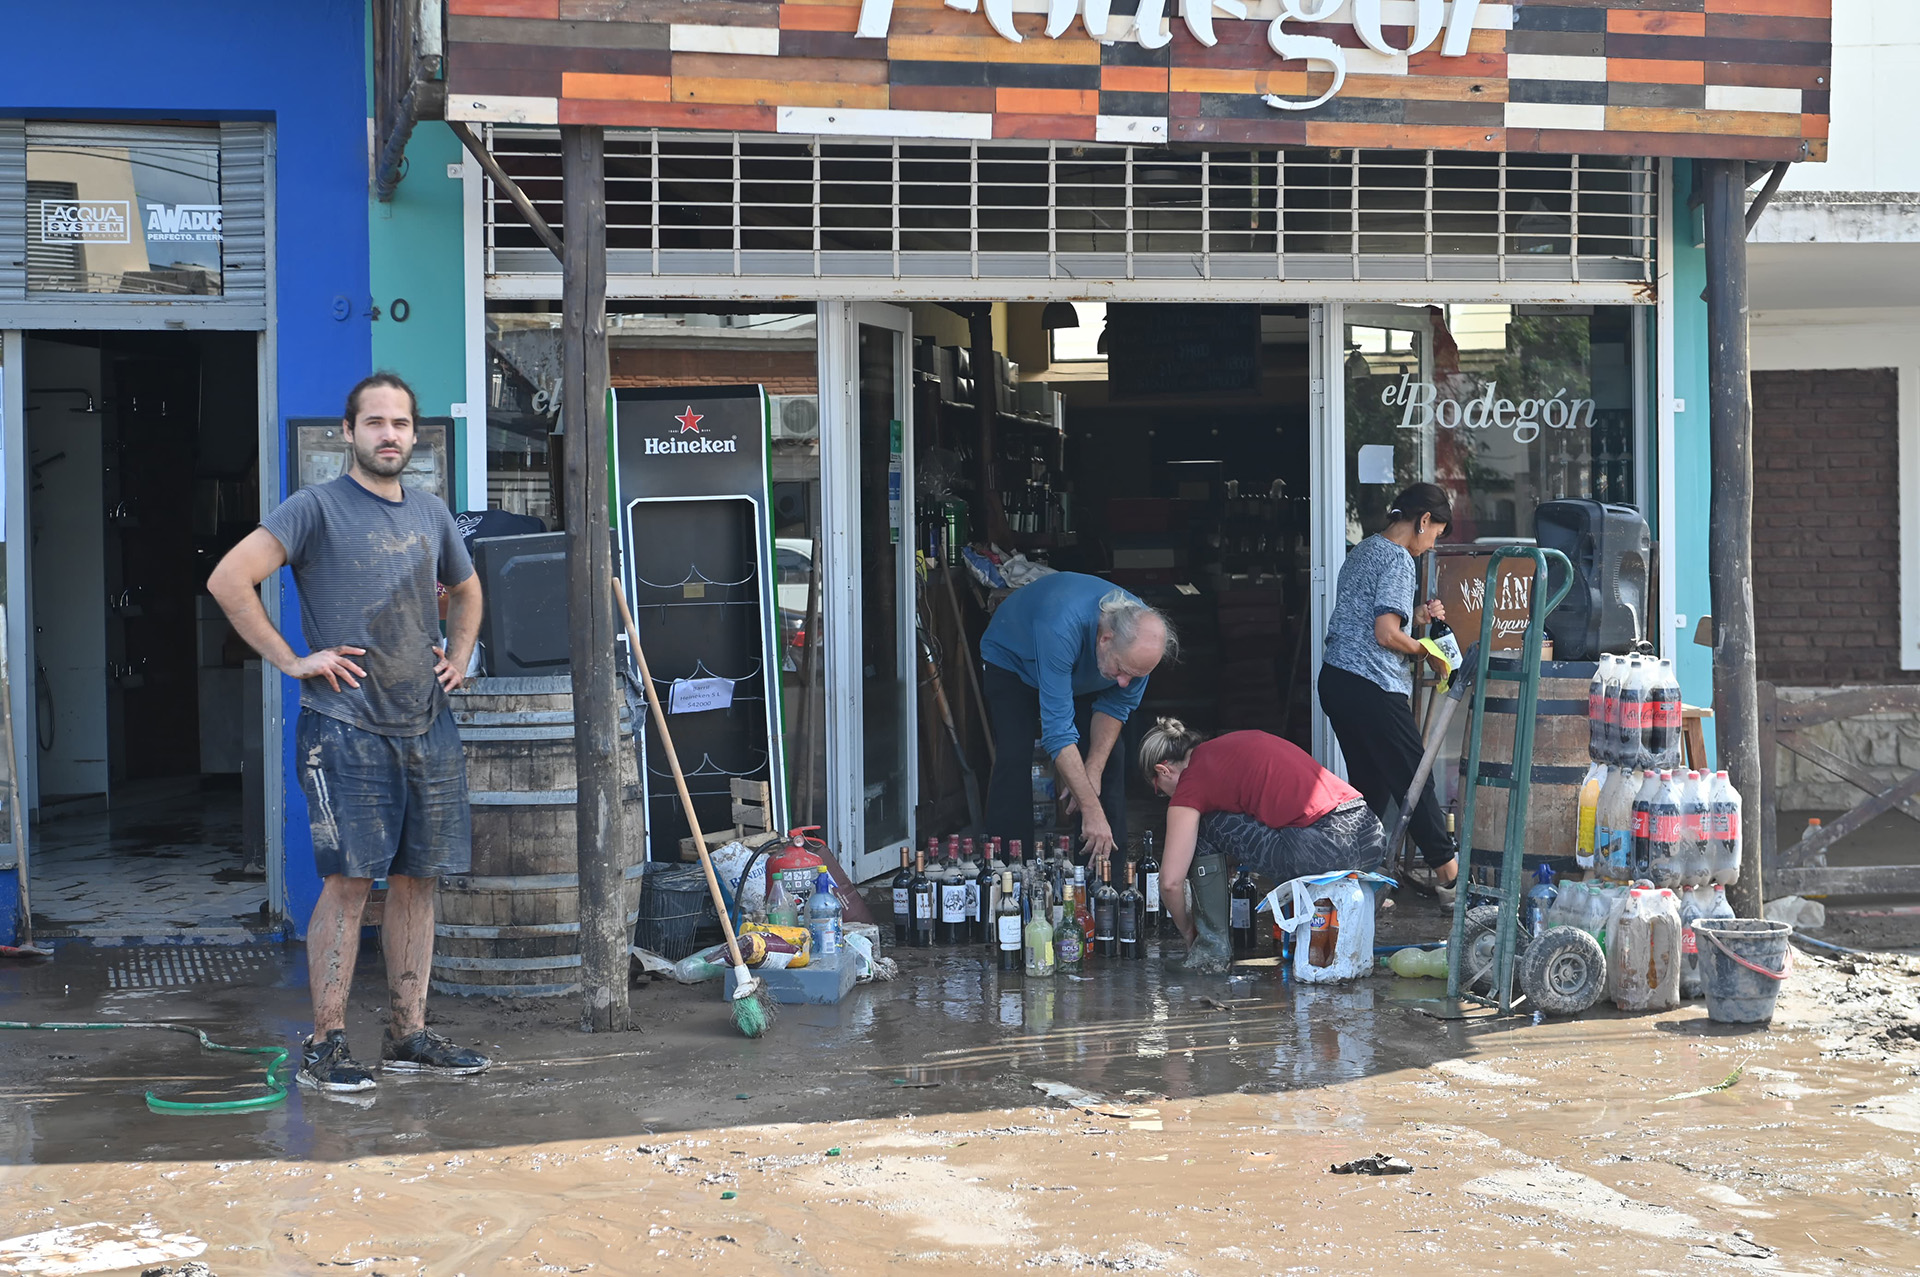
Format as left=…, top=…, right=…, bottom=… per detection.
left=107, top=946, right=278, bottom=990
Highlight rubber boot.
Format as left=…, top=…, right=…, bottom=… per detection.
left=1175, top=853, right=1233, bottom=974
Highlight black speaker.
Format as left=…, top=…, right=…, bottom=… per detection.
left=473, top=532, right=570, bottom=676
left=1535, top=500, right=1652, bottom=660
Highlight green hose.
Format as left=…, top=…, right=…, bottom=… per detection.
left=1, top=1020, right=289, bottom=1114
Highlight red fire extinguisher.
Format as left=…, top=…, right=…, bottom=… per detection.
left=765, top=826, right=826, bottom=898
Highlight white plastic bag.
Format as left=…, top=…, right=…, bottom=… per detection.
left=1263, top=871, right=1395, bottom=984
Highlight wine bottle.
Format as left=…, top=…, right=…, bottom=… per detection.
left=1094, top=860, right=1119, bottom=959
left=995, top=870, right=1023, bottom=973
left=1428, top=614, right=1463, bottom=670
left=1023, top=873, right=1056, bottom=977
left=1056, top=884, right=1084, bottom=973
left=1117, top=862, right=1142, bottom=961
left=910, top=850, right=935, bottom=948
left=1229, top=864, right=1258, bottom=957
left=1138, top=831, right=1162, bottom=936
left=973, top=841, right=997, bottom=944
left=939, top=841, right=968, bottom=945
left=892, top=848, right=914, bottom=945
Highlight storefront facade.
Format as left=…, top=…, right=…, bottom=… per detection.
left=0, top=2, right=375, bottom=943
left=398, top=0, right=1830, bottom=883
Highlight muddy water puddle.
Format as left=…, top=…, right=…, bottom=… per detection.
left=4, top=942, right=1920, bottom=1273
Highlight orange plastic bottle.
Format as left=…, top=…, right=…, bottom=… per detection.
left=1308, top=896, right=1339, bottom=967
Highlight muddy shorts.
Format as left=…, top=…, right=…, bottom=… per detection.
left=297, top=710, right=471, bottom=880
left=1194, top=799, right=1387, bottom=883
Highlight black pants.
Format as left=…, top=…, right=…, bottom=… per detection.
left=981, top=662, right=1128, bottom=855
left=1195, top=801, right=1387, bottom=883
left=1317, top=663, right=1457, bottom=870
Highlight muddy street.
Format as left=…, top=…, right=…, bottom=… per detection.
left=5, top=906, right=1920, bottom=1275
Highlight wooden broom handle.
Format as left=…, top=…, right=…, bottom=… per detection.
left=613, top=579, right=750, bottom=970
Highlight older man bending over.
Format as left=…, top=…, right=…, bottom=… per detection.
left=978, top=572, right=1175, bottom=862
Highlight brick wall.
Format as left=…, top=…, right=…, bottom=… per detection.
left=1752, top=367, right=1908, bottom=685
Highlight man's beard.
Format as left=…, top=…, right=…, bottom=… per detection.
left=352, top=435, right=412, bottom=478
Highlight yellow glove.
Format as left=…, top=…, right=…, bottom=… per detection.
left=1417, top=637, right=1454, bottom=694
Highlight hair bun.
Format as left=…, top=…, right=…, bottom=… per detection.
left=1155, top=715, right=1185, bottom=734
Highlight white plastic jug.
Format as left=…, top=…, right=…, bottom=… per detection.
left=1608, top=887, right=1682, bottom=1011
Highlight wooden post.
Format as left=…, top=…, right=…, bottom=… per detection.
left=1703, top=159, right=1764, bottom=918
left=561, top=124, right=630, bottom=1032
left=1756, top=680, right=1779, bottom=877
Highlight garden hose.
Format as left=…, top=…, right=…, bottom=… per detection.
left=0, top=1019, right=288, bottom=1114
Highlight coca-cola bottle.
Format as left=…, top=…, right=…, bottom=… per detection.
left=1648, top=770, right=1682, bottom=889
left=1618, top=657, right=1651, bottom=768
left=1629, top=768, right=1660, bottom=883
left=1601, top=653, right=1630, bottom=765
left=1588, top=655, right=1614, bottom=763
left=1677, top=771, right=1711, bottom=887
left=1709, top=770, right=1743, bottom=887
left=1648, top=658, right=1683, bottom=769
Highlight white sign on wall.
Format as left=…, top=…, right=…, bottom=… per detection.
left=38, top=200, right=131, bottom=244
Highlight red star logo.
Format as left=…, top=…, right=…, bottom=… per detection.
left=675, top=406, right=703, bottom=433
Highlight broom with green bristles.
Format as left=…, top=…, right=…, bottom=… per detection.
left=616, top=579, right=774, bottom=1039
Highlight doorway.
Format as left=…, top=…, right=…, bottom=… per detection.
left=896, top=301, right=1315, bottom=854
left=22, top=330, right=270, bottom=938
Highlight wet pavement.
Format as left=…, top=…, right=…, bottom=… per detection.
left=5, top=897, right=1920, bottom=1274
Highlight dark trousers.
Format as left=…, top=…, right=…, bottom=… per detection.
left=1195, top=801, right=1387, bottom=884
left=981, top=662, right=1128, bottom=856
left=1317, top=663, right=1457, bottom=870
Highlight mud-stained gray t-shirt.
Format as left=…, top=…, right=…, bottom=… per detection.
left=1323, top=533, right=1418, bottom=697
left=262, top=475, right=474, bottom=736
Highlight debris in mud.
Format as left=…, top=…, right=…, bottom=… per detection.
left=1330, top=1153, right=1414, bottom=1175
left=1657, top=1061, right=1747, bottom=1104
left=1032, top=1080, right=1160, bottom=1121
left=141, top=1266, right=214, bottom=1277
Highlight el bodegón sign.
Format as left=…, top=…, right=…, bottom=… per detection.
left=441, top=0, right=1831, bottom=161
left=855, top=0, right=1489, bottom=111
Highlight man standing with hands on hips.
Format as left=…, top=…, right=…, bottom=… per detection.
left=979, top=572, right=1176, bottom=863
left=209, top=373, right=489, bottom=1093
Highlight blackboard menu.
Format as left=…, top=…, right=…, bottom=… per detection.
left=1106, top=304, right=1261, bottom=399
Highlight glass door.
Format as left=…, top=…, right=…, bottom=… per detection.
left=821, top=303, right=916, bottom=882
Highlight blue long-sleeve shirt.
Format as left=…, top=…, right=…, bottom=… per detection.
left=979, top=572, right=1150, bottom=758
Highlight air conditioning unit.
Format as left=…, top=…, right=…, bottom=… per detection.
left=769, top=394, right=819, bottom=441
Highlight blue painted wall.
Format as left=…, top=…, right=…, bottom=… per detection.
left=3, top=0, right=373, bottom=936
left=1670, top=160, right=1717, bottom=764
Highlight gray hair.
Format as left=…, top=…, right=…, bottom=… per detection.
left=1138, top=716, right=1206, bottom=784
left=1097, top=589, right=1178, bottom=663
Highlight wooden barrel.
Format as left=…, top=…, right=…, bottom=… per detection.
left=1457, top=660, right=1597, bottom=890
left=432, top=676, right=647, bottom=998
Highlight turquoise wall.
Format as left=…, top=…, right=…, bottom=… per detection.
left=1669, top=159, right=1715, bottom=762
left=369, top=121, right=471, bottom=506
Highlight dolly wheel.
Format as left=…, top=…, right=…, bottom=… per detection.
left=1518, top=926, right=1608, bottom=1016
left=1460, top=905, right=1527, bottom=995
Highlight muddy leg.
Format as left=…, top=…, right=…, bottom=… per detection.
left=382, top=874, right=436, bottom=1038
left=309, top=875, right=373, bottom=1035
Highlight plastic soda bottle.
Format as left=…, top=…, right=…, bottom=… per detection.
left=1678, top=885, right=1706, bottom=999
left=1576, top=761, right=1607, bottom=872
left=1677, top=771, right=1711, bottom=886
left=808, top=872, right=844, bottom=957
left=1630, top=768, right=1661, bottom=883
left=1709, top=770, right=1743, bottom=887
left=1616, top=657, right=1649, bottom=767
left=1601, top=653, right=1629, bottom=765
left=1649, top=658, right=1683, bottom=769
left=1524, top=864, right=1558, bottom=939
left=1588, top=656, right=1611, bottom=762
left=1308, top=896, right=1339, bottom=968
left=1648, top=770, right=1683, bottom=889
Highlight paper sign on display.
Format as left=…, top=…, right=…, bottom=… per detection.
left=669, top=676, right=735, bottom=715
left=1357, top=444, right=1396, bottom=485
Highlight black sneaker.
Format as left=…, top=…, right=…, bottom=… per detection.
left=381, top=1029, right=491, bottom=1075
left=298, top=1030, right=377, bottom=1093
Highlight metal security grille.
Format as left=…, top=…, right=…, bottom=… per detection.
left=483, top=130, right=1656, bottom=303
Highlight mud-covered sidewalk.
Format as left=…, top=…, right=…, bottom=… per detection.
left=5, top=897, right=1920, bottom=1275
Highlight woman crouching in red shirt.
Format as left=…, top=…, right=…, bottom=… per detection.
left=1140, top=718, right=1387, bottom=974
